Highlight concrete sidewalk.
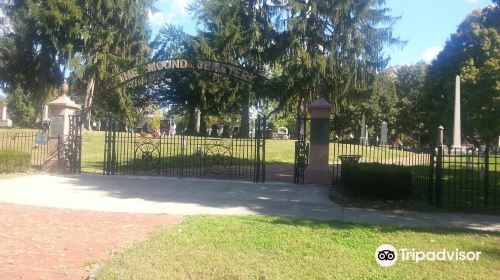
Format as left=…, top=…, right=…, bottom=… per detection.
left=0, top=174, right=498, bottom=231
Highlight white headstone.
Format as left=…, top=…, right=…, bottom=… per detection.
left=0, top=104, right=12, bottom=127
left=196, top=109, right=201, bottom=133
left=43, top=105, right=49, bottom=121
left=453, top=75, right=462, bottom=149
left=380, top=121, right=388, bottom=145
left=1, top=104, right=6, bottom=120
left=360, top=115, right=366, bottom=145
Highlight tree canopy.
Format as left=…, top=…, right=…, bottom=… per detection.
left=422, top=2, right=499, bottom=145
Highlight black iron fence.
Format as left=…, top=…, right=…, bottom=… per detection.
left=330, top=135, right=433, bottom=198
left=103, top=115, right=266, bottom=182
left=330, top=135, right=499, bottom=211
left=0, top=131, right=50, bottom=169
left=425, top=146, right=499, bottom=210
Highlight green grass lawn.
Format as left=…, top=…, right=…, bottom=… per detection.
left=96, top=216, right=500, bottom=280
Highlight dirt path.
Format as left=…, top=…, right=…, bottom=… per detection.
left=0, top=203, right=181, bottom=280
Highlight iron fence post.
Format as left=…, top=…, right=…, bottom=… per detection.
left=428, top=148, right=435, bottom=205
left=262, top=116, right=266, bottom=183
left=484, top=145, right=490, bottom=209
left=435, top=126, right=444, bottom=208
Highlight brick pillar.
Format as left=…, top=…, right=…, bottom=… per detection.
left=304, top=97, right=332, bottom=185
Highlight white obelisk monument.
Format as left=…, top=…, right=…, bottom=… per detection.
left=452, top=75, right=462, bottom=152
left=380, top=121, right=388, bottom=146
left=360, top=115, right=366, bottom=145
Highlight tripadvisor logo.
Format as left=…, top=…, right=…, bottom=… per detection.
left=375, top=244, right=482, bottom=267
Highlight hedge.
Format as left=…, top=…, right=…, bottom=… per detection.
left=0, top=149, right=31, bottom=173
left=341, top=163, right=412, bottom=200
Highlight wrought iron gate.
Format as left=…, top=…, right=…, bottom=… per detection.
left=294, top=115, right=309, bottom=184
left=60, top=112, right=83, bottom=174
left=103, top=115, right=266, bottom=182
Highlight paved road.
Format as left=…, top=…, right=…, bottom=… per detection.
left=0, top=174, right=499, bottom=231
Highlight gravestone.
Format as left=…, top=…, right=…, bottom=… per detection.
left=0, top=103, right=12, bottom=127
left=210, top=124, right=218, bottom=137
left=359, top=115, right=366, bottom=145
left=380, top=121, right=388, bottom=146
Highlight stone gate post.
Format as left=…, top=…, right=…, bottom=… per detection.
left=42, top=83, right=81, bottom=171
left=304, top=97, right=332, bottom=185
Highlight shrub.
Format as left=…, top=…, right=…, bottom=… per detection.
left=341, top=163, right=412, bottom=200
left=0, top=149, right=31, bottom=173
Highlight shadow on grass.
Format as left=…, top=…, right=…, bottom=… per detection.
left=268, top=216, right=500, bottom=236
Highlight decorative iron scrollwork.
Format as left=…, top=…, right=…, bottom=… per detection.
left=61, top=114, right=82, bottom=174
left=134, top=137, right=161, bottom=171
left=204, top=139, right=232, bottom=175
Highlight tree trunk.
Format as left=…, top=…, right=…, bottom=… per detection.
left=83, top=75, right=96, bottom=130
left=296, top=92, right=307, bottom=139
left=199, top=110, right=208, bottom=136
left=34, top=48, right=51, bottom=125
left=239, top=91, right=250, bottom=138
left=186, top=107, right=197, bottom=135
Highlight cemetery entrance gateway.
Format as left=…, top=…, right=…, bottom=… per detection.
left=103, top=115, right=266, bottom=182
left=102, top=58, right=268, bottom=182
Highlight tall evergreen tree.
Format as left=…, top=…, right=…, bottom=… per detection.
left=0, top=0, right=82, bottom=124
left=268, top=0, right=402, bottom=116
left=75, top=0, right=154, bottom=129
left=190, top=0, right=274, bottom=137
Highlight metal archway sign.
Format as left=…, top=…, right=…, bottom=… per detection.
left=108, top=58, right=265, bottom=90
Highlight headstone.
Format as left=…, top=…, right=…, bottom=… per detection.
left=360, top=115, right=366, bottom=145
left=0, top=103, right=12, bottom=127
left=1, top=104, right=6, bottom=120
left=221, top=125, right=230, bottom=138
left=169, top=122, right=176, bottom=136
left=43, top=105, right=49, bottom=121
left=452, top=75, right=462, bottom=152
left=217, top=125, right=224, bottom=137
left=380, top=121, right=388, bottom=146
left=195, top=109, right=201, bottom=133
left=210, top=124, right=218, bottom=137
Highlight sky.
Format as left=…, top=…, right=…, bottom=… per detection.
left=149, top=0, right=492, bottom=66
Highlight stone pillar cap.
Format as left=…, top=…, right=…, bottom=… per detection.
left=307, top=97, right=332, bottom=109
left=47, top=94, right=81, bottom=109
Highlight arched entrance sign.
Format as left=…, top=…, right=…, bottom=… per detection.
left=110, top=58, right=265, bottom=90
left=101, top=58, right=268, bottom=183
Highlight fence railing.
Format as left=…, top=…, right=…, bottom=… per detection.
left=330, top=139, right=432, bottom=200
left=0, top=131, right=50, bottom=169
left=330, top=136, right=499, bottom=211
left=103, top=115, right=267, bottom=182
left=426, top=147, right=499, bottom=210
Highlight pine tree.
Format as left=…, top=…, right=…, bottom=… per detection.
left=268, top=0, right=402, bottom=116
